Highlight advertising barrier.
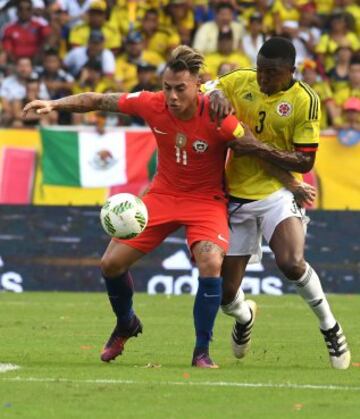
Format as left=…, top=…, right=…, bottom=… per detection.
left=0, top=205, right=359, bottom=294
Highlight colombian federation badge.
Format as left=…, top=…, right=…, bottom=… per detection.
left=276, top=102, right=292, bottom=117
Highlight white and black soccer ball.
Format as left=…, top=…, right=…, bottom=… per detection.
left=100, top=193, right=148, bottom=239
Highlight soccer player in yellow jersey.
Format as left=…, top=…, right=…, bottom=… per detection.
left=206, top=37, right=351, bottom=369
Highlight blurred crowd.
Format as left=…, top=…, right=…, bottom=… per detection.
left=0, top=0, right=359, bottom=131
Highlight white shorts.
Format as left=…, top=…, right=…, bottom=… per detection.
left=227, top=188, right=309, bottom=259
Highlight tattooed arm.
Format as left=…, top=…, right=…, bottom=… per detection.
left=22, top=92, right=124, bottom=118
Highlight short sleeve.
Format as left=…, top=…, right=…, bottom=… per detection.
left=201, top=72, right=238, bottom=101
left=218, top=114, right=244, bottom=140
left=293, top=83, right=321, bottom=152
left=118, top=91, right=154, bottom=118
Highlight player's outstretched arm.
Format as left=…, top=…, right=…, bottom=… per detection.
left=234, top=123, right=316, bottom=174
left=23, top=93, right=124, bottom=119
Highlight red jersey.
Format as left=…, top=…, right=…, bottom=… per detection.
left=118, top=91, right=243, bottom=199
left=2, top=19, right=51, bottom=59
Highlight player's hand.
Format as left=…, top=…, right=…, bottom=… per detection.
left=208, top=90, right=234, bottom=126
left=22, top=100, right=54, bottom=119
left=292, top=181, right=316, bottom=207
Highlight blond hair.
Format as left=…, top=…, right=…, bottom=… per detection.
left=166, top=45, right=204, bottom=75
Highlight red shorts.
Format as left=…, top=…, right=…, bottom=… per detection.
left=114, top=192, right=229, bottom=253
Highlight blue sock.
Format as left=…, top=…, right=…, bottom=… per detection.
left=193, top=277, right=222, bottom=350
left=103, top=271, right=134, bottom=327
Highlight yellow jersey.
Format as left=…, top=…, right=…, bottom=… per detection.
left=69, top=22, right=122, bottom=50
left=311, top=80, right=333, bottom=129
left=203, top=52, right=251, bottom=79
left=315, top=33, right=360, bottom=72
left=334, top=86, right=360, bottom=106
left=206, top=69, right=320, bottom=200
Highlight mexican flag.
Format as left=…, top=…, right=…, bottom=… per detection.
left=40, top=127, right=156, bottom=188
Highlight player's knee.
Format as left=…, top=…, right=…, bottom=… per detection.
left=276, top=255, right=306, bottom=281
left=100, top=255, right=128, bottom=278
left=196, top=253, right=223, bottom=277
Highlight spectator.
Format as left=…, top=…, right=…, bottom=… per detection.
left=327, top=44, right=353, bottom=93
left=273, top=0, right=300, bottom=35
left=280, top=20, right=312, bottom=65
left=315, top=11, right=360, bottom=73
left=337, top=97, right=360, bottom=146
left=241, top=13, right=266, bottom=65
left=0, top=0, right=46, bottom=31
left=203, top=28, right=251, bottom=80
left=192, top=2, right=244, bottom=54
left=313, top=0, right=335, bottom=20
left=39, top=48, right=74, bottom=99
left=193, top=0, right=216, bottom=25
left=0, top=44, right=6, bottom=84
left=301, top=59, right=339, bottom=129
left=13, top=75, right=57, bottom=127
left=0, top=56, right=48, bottom=126
left=72, top=60, right=114, bottom=125
left=334, top=54, right=360, bottom=112
left=46, top=4, right=72, bottom=59
left=38, top=48, right=74, bottom=124
left=1, top=0, right=51, bottom=63
left=130, top=61, right=160, bottom=126
left=140, top=8, right=180, bottom=60
left=162, top=0, right=195, bottom=46
left=69, top=0, right=121, bottom=53
left=341, top=97, right=360, bottom=130
left=342, top=0, right=360, bottom=36
left=297, top=3, right=322, bottom=56
left=115, top=31, right=164, bottom=92
left=334, top=0, right=360, bottom=36
left=63, top=29, right=116, bottom=78
left=56, top=0, right=95, bottom=28
left=241, top=0, right=276, bottom=34
left=131, top=61, right=159, bottom=93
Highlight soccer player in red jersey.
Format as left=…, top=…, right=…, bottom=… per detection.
left=23, top=46, right=312, bottom=368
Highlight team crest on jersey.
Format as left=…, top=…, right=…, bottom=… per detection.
left=276, top=102, right=292, bottom=117
left=192, top=140, right=208, bottom=153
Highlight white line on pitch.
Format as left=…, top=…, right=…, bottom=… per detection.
left=0, top=364, right=20, bottom=373
left=1, top=376, right=360, bottom=392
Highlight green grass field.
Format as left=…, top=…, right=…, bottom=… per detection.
left=0, top=293, right=359, bottom=419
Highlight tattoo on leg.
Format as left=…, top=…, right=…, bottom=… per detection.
left=198, top=241, right=225, bottom=256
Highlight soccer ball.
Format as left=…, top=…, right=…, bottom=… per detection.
left=100, top=193, right=148, bottom=239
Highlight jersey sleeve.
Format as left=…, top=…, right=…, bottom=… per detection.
left=293, top=83, right=321, bottom=152
left=218, top=114, right=244, bottom=140
left=118, top=91, right=153, bottom=118
left=201, top=69, right=254, bottom=108
left=201, top=71, right=237, bottom=100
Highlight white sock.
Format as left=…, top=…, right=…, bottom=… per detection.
left=221, top=287, right=252, bottom=324
left=295, top=263, right=336, bottom=330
